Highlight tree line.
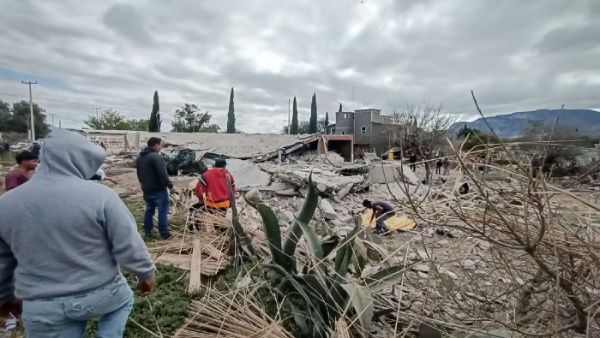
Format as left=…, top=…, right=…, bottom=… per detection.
left=283, top=93, right=332, bottom=135
left=0, top=100, right=50, bottom=138
left=85, top=89, right=235, bottom=133
left=1, top=88, right=335, bottom=136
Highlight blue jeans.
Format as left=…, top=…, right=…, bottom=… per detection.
left=376, top=213, right=393, bottom=232
left=22, top=275, right=134, bottom=338
left=143, top=189, right=170, bottom=237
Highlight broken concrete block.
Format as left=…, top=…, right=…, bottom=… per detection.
left=275, top=189, right=298, bottom=197
left=462, top=259, right=476, bottom=269
left=281, top=210, right=295, bottom=224
left=337, top=183, right=353, bottom=200
left=318, top=198, right=337, bottom=220
left=258, top=182, right=295, bottom=192
left=245, top=189, right=262, bottom=203
left=413, top=263, right=430, bottom=273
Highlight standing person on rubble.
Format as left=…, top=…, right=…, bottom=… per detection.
left=4, top=150, right=38, bottom=192
left=0, top=128, right=156, bottom=338
left=362, top=199, right=394, bottom=234
left=409, top=153, right=417, bottom=172
left=435, top=158, right=443, bottom=175
left=442, top=157, right=450, bottom=175
left=197, top=158, right=235, bottom=213
left=136, top=137, right=173, bottom=240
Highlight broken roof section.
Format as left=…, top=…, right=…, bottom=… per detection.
left=74, top=129, right=320, bottom=160
left=142, top=132, right=312, bottom=159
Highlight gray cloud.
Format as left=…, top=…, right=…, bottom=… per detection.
left=0, top=0, right=598, bottom=133
left=102, top=3, right=155, bottom=46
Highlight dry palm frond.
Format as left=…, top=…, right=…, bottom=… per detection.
left=174, top=289, right=293, bottom=338
left=150, top=208, right=233, bottom=277
left=332, top=318, right=351, bottom=338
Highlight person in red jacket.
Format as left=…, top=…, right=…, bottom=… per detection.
left=196, top=158, right=235, bottom=212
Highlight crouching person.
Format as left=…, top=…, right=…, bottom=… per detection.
left=0, top=129, right=156, bottom=338
left=197, top=158, right=235, bottom=214
left=363, top=199, right=395, bottom=234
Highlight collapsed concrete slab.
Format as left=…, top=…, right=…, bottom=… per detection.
left=260, top=164, right=366, bottom=197
left=318, top=198, right=337, bottom=220
left=370, top=162, right=419, bottom=185
left=226, top=159, right=271, bottom=189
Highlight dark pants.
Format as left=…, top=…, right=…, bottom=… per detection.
left=143, top=189, right=169, bottom=237
left=410, top=164, right=416, bottom=171
left=435, top=166, right=441, bottom=174
left=376, top=213, right=393, bottom=232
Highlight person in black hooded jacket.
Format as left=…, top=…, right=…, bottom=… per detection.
left=136, top=137, right=173, bottom=239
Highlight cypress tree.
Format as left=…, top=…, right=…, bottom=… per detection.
left=148, top=90, right=161, bottom=132
left=290, top=96, right=299, bottom=134
left=309, top=93, right=317, bottom=134
left=226, top=87, right=236, bottom=133
left=338, top=102, right=342, bottom=112
left=325, top=112, right=329, bottom=129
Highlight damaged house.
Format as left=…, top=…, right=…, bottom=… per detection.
left=326, top=108, right=400, bottom=154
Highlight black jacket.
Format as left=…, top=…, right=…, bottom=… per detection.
left=136, top=147, right=173, bottom=193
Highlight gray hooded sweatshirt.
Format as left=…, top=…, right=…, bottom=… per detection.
left=0, top=128, right=155, bottom=302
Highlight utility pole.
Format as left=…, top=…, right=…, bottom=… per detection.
left=59, top=120, right=62, bottom=128
left=288, top=98, right=291, bottom=135
left=50, top=113, right=55, bottom=127
left=21, top=80, right=38, bottom=141
left=352, top=86, right=355, bottom=112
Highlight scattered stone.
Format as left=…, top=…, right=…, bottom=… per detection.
left=245, top=189, right=262, bottom=203
left=439, top=268, right=458, bottom=280
left=337, top=183, right=353, bottom=200
left=275, top=189, right=298, bottom=197
left=413, top=263, right=430, bottom=273
left=462, top=259, right=476, bottom=269
left=437, top=239, right=449, bottom=246
left=477, top=240, right=492, bottom=250
left=280, top=210, right=295, bottom=224
left=318, top=198, right=337, bottom=220
left=417, top=248, right=429, bottom=260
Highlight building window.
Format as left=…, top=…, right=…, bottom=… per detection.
left=361, top=126, right=367, bottom=134
left=344, top=113, right=348, bottom=119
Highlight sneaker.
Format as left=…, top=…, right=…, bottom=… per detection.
left=144, top=233, right=154, bottom=241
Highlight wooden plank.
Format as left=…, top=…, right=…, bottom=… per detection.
left=187, top=238, right=202, bottom=294
left=156, top=253, right=191, bottom=270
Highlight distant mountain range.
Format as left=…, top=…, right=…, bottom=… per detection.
left=449, top=109, right=600, bottom=139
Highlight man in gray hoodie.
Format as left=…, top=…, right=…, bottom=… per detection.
left=0, top=129, right=156, bottom=338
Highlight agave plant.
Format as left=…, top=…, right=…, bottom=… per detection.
left=248, top=175, right=378, bottom=337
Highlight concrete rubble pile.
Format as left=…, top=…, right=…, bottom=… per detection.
left=87, top=132, right=600, bottom=337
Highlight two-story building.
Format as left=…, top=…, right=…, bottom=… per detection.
left=327, top=108, right=397, bottom=154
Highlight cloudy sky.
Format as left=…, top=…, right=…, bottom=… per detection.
left=1, top=0, right=599, bottom=133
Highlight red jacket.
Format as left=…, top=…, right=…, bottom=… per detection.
left=195, top=168, right=235, bottom=207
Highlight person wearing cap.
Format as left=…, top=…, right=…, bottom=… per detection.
left=196, top=158, right=235, bottom=212
left=4, top=150, right=38, bottom=192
